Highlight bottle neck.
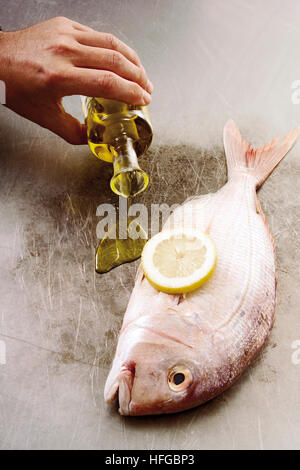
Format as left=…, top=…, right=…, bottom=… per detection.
left=112, top=135, right=139, bottom=173
left=110, top=135, right=148, bottom=198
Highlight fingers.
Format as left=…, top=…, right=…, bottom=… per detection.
left=44, top=20, right=153, bottom=106
left=74, top=45, right=153, bottom=94
left=54, top=24, right=153, bottom=102
left=74, top=31, right=142, bottom=67
left=63, top=68, right=152, bottom=106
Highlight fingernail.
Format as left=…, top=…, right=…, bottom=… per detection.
left=142, top=90, right=151, bottom=105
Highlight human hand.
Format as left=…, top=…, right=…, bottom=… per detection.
left=0, top=17, right=153, bottom=144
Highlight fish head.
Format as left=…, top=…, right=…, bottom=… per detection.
left=104, top=313, right=218, bottom=415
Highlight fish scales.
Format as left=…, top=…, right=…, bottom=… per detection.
left=104, top=120, right=299, bottom=415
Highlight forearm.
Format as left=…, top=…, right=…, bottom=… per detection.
left=0, top=32, right=7, bottom=81
left=0, top=31, right=15, bottom=84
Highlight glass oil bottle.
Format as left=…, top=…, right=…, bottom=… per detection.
left=81, top=97, right=153, bottom=198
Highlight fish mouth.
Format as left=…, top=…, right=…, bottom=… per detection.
left=104, top=361, right=136, bottom=416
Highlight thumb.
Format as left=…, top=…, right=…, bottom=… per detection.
left=44, top=101, right=87, bottom=145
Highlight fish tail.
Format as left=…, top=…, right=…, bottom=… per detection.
left=223, top=119, right=300, bottom=187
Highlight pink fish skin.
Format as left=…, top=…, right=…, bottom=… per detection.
left=104, top=120, right=300, bottom=416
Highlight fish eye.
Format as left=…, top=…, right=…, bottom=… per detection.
left=168, top=366, right=193, bottom=392
left=174, top=373, right=185, bottom=385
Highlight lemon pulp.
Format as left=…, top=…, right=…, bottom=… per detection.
left=141, top=228, right=217, bottom=294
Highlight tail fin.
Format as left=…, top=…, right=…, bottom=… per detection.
left=223, top=120, right=300, bottom=187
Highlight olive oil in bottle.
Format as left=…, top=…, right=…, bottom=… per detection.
left=81, top=97, right=153, bottom=273
left=82, top=97, right=153, bottom=198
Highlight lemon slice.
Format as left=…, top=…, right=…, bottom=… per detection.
left=141, top=228, right=217, bottom=294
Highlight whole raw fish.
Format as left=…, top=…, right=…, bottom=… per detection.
left=104, top=120, right=299, bottom=415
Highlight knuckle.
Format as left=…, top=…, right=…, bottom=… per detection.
left=105, top=33, right=118, bottom=50
left=50, top=38, right=74, bottom=56
left=129, top=83, right=143, bottom=102
left=53, top=17, right=73, bottom=34
left=54, top=16, right=69, bottom=25
left=127, top=45, right=141, bottom=65
left=110, top=51, right=122, bottom=68
left=99, top=72, right=116, bottom=91
left=44, top=69, right=60, bottom=87
left=44, top=67, right=66, bottom=89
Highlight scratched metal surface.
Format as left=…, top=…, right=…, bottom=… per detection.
left=0, top=0, right=300, bottom=450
